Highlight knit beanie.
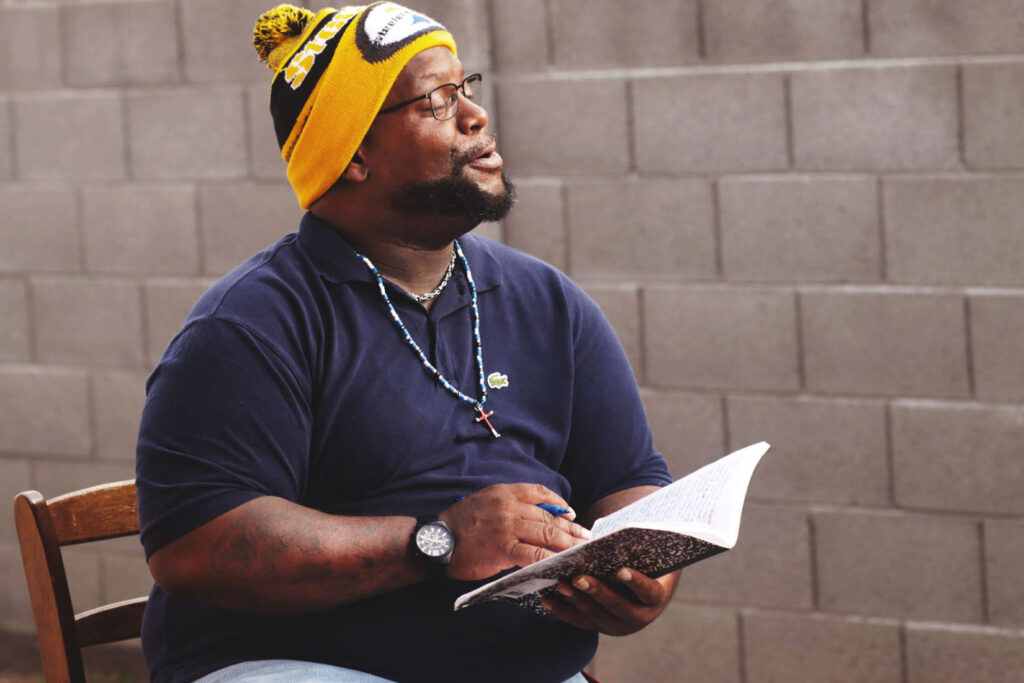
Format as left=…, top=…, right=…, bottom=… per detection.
left=253, top=3, right=457, bottom=208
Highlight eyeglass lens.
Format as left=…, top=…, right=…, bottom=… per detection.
left=428, top=74, right=482, bottom=120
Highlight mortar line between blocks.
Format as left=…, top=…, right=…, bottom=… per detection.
left=783, top=75, right=795, bottom=169
left=695, top=0, right=707, bottom=60
left=24, top=275, right=39, bottom=364
left=495, top=54, right=1024, bottom=83
left=736, top=609, right=748, bottom=683
left=978, top=520, right=990, bottom=624
left=963, top=295, right=977, bottom=399
left=794, top=290, right=807, bottom=391
left=807, top=512, right=820, bottom=610
left=861, top=0, right=872, bottom=56
left=139, top=279, right=152, bottom=371
left=242, top=87, right=255, bottom=176
left=75, top=189, right=87, bottom=274
left=192, top=184, right=208, bottom=277
left=559, top=182, right=571, bottom=276
left=636, top=286, right=648, bottom=386
left=173, top=0, right=187, bottom=82
left=884, top=401, right=897, bottom=507
left=877, top=176, right=888, bottom=282
left=956, top=65, right=967, bottom=168
left=56, top=4, right=69, bottom=88
left=481, top=0, right=496, bottom=72
left=121, top=94, right=133, bottom=180
left=490, top=49, right=505, bottom=157
left=711, top=178, right=724, bottom=278
left=625, top=79, right=637, bottom=173
left=898, top=621, right=909, bottom=683
left=85, top=371, right=99, bottom=460
left=542, top=0, right=556, bottom=68
left=6, top=95, right=19, bottom=181
left=720, top=393, right=730, bottom=454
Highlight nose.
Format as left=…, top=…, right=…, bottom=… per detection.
left=456, top=92, right=488, bottom=133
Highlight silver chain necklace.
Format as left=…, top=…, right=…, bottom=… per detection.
left=411, top=248, right=457, bottom=302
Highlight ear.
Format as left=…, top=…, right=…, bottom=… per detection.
left=340, top=147, right=369, bottom=182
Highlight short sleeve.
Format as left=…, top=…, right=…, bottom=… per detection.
left=559, top=288, right=672, bottom=514
left=136, top=317, right=312, bottom=559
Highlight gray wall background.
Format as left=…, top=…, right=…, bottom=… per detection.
left=2, top=1, right=1024, bottom=681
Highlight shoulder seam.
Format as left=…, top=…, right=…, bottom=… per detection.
left=178, top=315, right=311, bottom=407
left=204, top=235, right=299, bottom=317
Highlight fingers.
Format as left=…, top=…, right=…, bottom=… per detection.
left=541, top=577, right=632, bottom=634
left=497, top=482, right=573, bottom=517
left=540, top=570, right=673, bottom=636
left=459, top=484, right=592, bottom=543
left=513, top=518, right=590, bottom=554
left=507, top=541, right=556, bottom=568
left=614, top=568, right=666, bottom=607
left=541, top=587, right=622, bottom=633
left=520, top=501, right=592, bottom=538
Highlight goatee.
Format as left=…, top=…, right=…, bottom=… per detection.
left=391, top=172, right=517, bottom=223
left=390, top=138, right=517, bottom=223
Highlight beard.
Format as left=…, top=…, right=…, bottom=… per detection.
left=389, top=140, right=517, bottom=224
left=391, top=172, right=517, bottom=222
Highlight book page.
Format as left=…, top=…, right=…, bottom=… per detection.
left=592, top=441, right=769, bottom=547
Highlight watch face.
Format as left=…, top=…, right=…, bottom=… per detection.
left=415, top=523, right=452, bottom=557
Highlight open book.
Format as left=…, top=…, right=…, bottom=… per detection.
left=454, top=441, right=770, bottom=613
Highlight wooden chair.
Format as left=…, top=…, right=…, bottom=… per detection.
left=14, top=480, right=148, bottom=682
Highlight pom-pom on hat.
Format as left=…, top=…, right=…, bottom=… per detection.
left=253, top=3, right=457, bottom=208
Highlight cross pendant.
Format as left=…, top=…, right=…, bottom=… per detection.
left=474, top=405, right=500, bottom=438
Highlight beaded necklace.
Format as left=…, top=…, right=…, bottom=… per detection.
left=355, top=240, right=500, bottom=438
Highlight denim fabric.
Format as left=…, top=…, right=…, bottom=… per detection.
left=195, top=659, right=588, bottom=683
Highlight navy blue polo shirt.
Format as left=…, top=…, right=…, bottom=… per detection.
left=136, top=212, right=671, bottom=683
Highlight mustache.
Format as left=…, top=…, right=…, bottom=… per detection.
left=449, top=135, right=497, bottom=175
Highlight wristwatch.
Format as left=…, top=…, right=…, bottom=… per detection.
left=412, top=517, right=454, bottom=575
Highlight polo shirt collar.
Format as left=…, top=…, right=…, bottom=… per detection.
left=298, top=212, right=375, bottom=285
left=297, top=211, right=503, bottom=293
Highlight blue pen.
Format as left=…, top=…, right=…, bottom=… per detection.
left=456, top=496, right=571, bottom=517
left=536, top=503, right=571, bottom=516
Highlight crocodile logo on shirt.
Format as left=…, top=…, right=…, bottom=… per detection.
left=487, top=372, right=509, bottom=389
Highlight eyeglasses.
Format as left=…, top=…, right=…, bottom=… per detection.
left=378, top=73, right=483, bottom=121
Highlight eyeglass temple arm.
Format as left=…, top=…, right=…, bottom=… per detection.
left=377, top=74, right=481, bottom=116
left=377, top=93, right=430, bottom=115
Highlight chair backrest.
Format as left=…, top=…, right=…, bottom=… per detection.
left=14, top=480, right=148, bottom=683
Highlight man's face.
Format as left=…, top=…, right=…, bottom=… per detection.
left=361, top=47, right=515, bottom=229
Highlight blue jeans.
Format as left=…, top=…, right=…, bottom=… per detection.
left=195, top=659, right=589, bottom=682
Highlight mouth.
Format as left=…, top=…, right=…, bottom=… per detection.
left=466, top=143, right=503, bottom=172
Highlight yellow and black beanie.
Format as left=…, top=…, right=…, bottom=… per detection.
left=253, top=3, right=457, bottom=208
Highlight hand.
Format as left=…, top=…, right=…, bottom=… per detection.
left=438, top=483, right=592, bottom=581
left=541, top=567, right=681, bottom=636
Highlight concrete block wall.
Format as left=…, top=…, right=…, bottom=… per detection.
left=1, top=1, right=1022, bottom=681
left=493, top=0, right=1024, bottom=681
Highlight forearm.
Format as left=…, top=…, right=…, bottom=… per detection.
left=148, top=483, right=592, bottom=615
left=148, top=496, right=423, bottom=614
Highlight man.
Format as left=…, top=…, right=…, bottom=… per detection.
left=136, top=3, right=680, bottom=682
